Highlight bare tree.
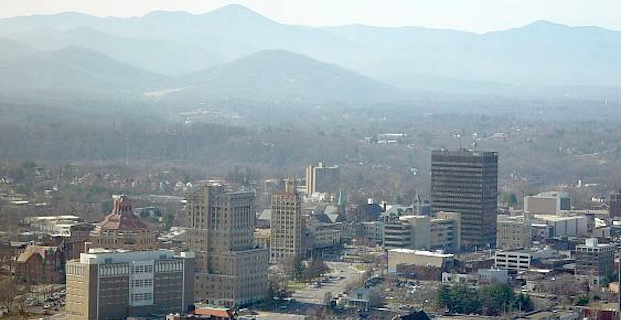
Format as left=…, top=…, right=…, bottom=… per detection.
left=0, top=278, right=17, bottom=314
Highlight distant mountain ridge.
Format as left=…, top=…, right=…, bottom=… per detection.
left=167, top=50, right=406, bottom=103
left=1, top=4, right=621, bottom=98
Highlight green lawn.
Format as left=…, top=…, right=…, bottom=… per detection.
left=286, top=281, right=307, bottom=290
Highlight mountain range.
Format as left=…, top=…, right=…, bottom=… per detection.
left=1, top=4, right=621, bottom=104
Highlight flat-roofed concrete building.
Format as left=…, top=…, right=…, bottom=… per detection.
left=574, top=238, right=614, bottom=286
left=269, top=180, right=302, bottom=262
left=533, top=214, right=587, bottom=238
left=383, top=215, right=430, bottom=250
left=185, top=185, right=268, bottom=307
left=305, top=162, right=340, bottom=194
left=383, top=213, right=460, bottom=253
left=65, top=249, right=194, bottom=320
left=524, top=191, right=570, bottom=216
left=494, top=248, right=555, bottom=271
left=431, top=149, right=498, bottom=250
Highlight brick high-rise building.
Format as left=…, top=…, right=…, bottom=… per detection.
left=185, top=185, right=268, bottom=307
left=65, top=249, right=194, bottom=320
left=431, top=149, right=498, bottom=250
left=574, top=238, right=614, bottom=286
left=270, top=179, right=302, bottom=263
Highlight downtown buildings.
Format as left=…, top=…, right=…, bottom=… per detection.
left=185, top=185, right=268, bottom=307
left=431, top=149, right=498, bottom=250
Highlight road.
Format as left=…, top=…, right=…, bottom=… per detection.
left=291, top=262, right=366, bottom=305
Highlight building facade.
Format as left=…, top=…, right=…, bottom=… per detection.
left=387, top=248, right=454, bottom=273
left=305, top=162, right=340, bottom=194
left=496, top=217, right=533, bottom=250
left=383, top=214, right=460, bottom=253
left=431, top=149, right=498, bottom=250
left=524, top=191, right=570, bottom=216
left=65, top=249, right=195, bottom=320
left=185, top=185, right=268, bottom=307
left=494, top=248, right=555, bottom=271
left=431, top=212, right=461, bottom=253
left=574, top=238, right=614, bottom=286
left=494, top=250, right=533, bottom=271
left=269, top=180, right=302, bottom=263
left=13, top=245, right=63, bottom=283
left=90, top=195, right=156, bottom=251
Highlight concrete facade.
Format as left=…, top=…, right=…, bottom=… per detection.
left=384, top=213, right=460, bottom=253
left=524, top=191, right=570, bottom=216
left=65, top=249, right=194, bottom=320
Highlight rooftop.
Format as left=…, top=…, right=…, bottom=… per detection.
left=97, top=195, right=148, bottom=230
left=388, top=248, right=453, bottom=258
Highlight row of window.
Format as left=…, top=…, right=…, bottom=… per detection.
left=133, top=265, right=154, bottom=273
left=132, top=293, right=153, bottom=301
left=132, top=279, right=153, bottom=287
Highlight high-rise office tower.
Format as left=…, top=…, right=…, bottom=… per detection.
left=306, top=162, right=340, bottom=194
left=185, top=185, right=268, bottom=307
left=431, top=149, right=498, bottom=250
left=270, top=179, right=302, bottom=263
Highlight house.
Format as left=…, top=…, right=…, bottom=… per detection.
left=13, top=245, right=63, bottom=283
left=340, top=288, right=374, bottom=308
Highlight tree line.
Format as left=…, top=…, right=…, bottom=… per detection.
left=436, top=283, right=533, bottom=316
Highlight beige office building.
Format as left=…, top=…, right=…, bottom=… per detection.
left=306, top=162, right=340, bottom=194
left=90, top=195, right=156, bottom=251
left=496, top=217, right=532, bottom=250
left=524, top=191, right=570, bottom=216
left=185, top=185, right=268, bottom=307
left=431, top=212, right=461, bottom=253
left=65, top=249, right=194, bottom=320
left=384, top=213, right=460, bottom=253
left=270, top=180, right=302, bottom=262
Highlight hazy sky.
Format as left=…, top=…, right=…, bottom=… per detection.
left=2, top=0, right=620, bottom=33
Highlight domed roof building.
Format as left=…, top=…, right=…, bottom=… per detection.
left=90, top=195, right=156, bottom=250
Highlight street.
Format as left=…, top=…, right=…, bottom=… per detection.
left=291, top=262, right=366, bottom=305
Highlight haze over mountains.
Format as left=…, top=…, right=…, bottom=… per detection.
left=1, top=4, right=621, bottom=104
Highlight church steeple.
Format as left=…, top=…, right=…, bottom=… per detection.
left=337, top=189, right=346, bottom=215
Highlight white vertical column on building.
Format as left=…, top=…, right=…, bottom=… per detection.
left=129, top=260, right=155, bottom=307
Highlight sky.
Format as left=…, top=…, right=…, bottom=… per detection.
left=1, top=0, right=621, bottom=33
